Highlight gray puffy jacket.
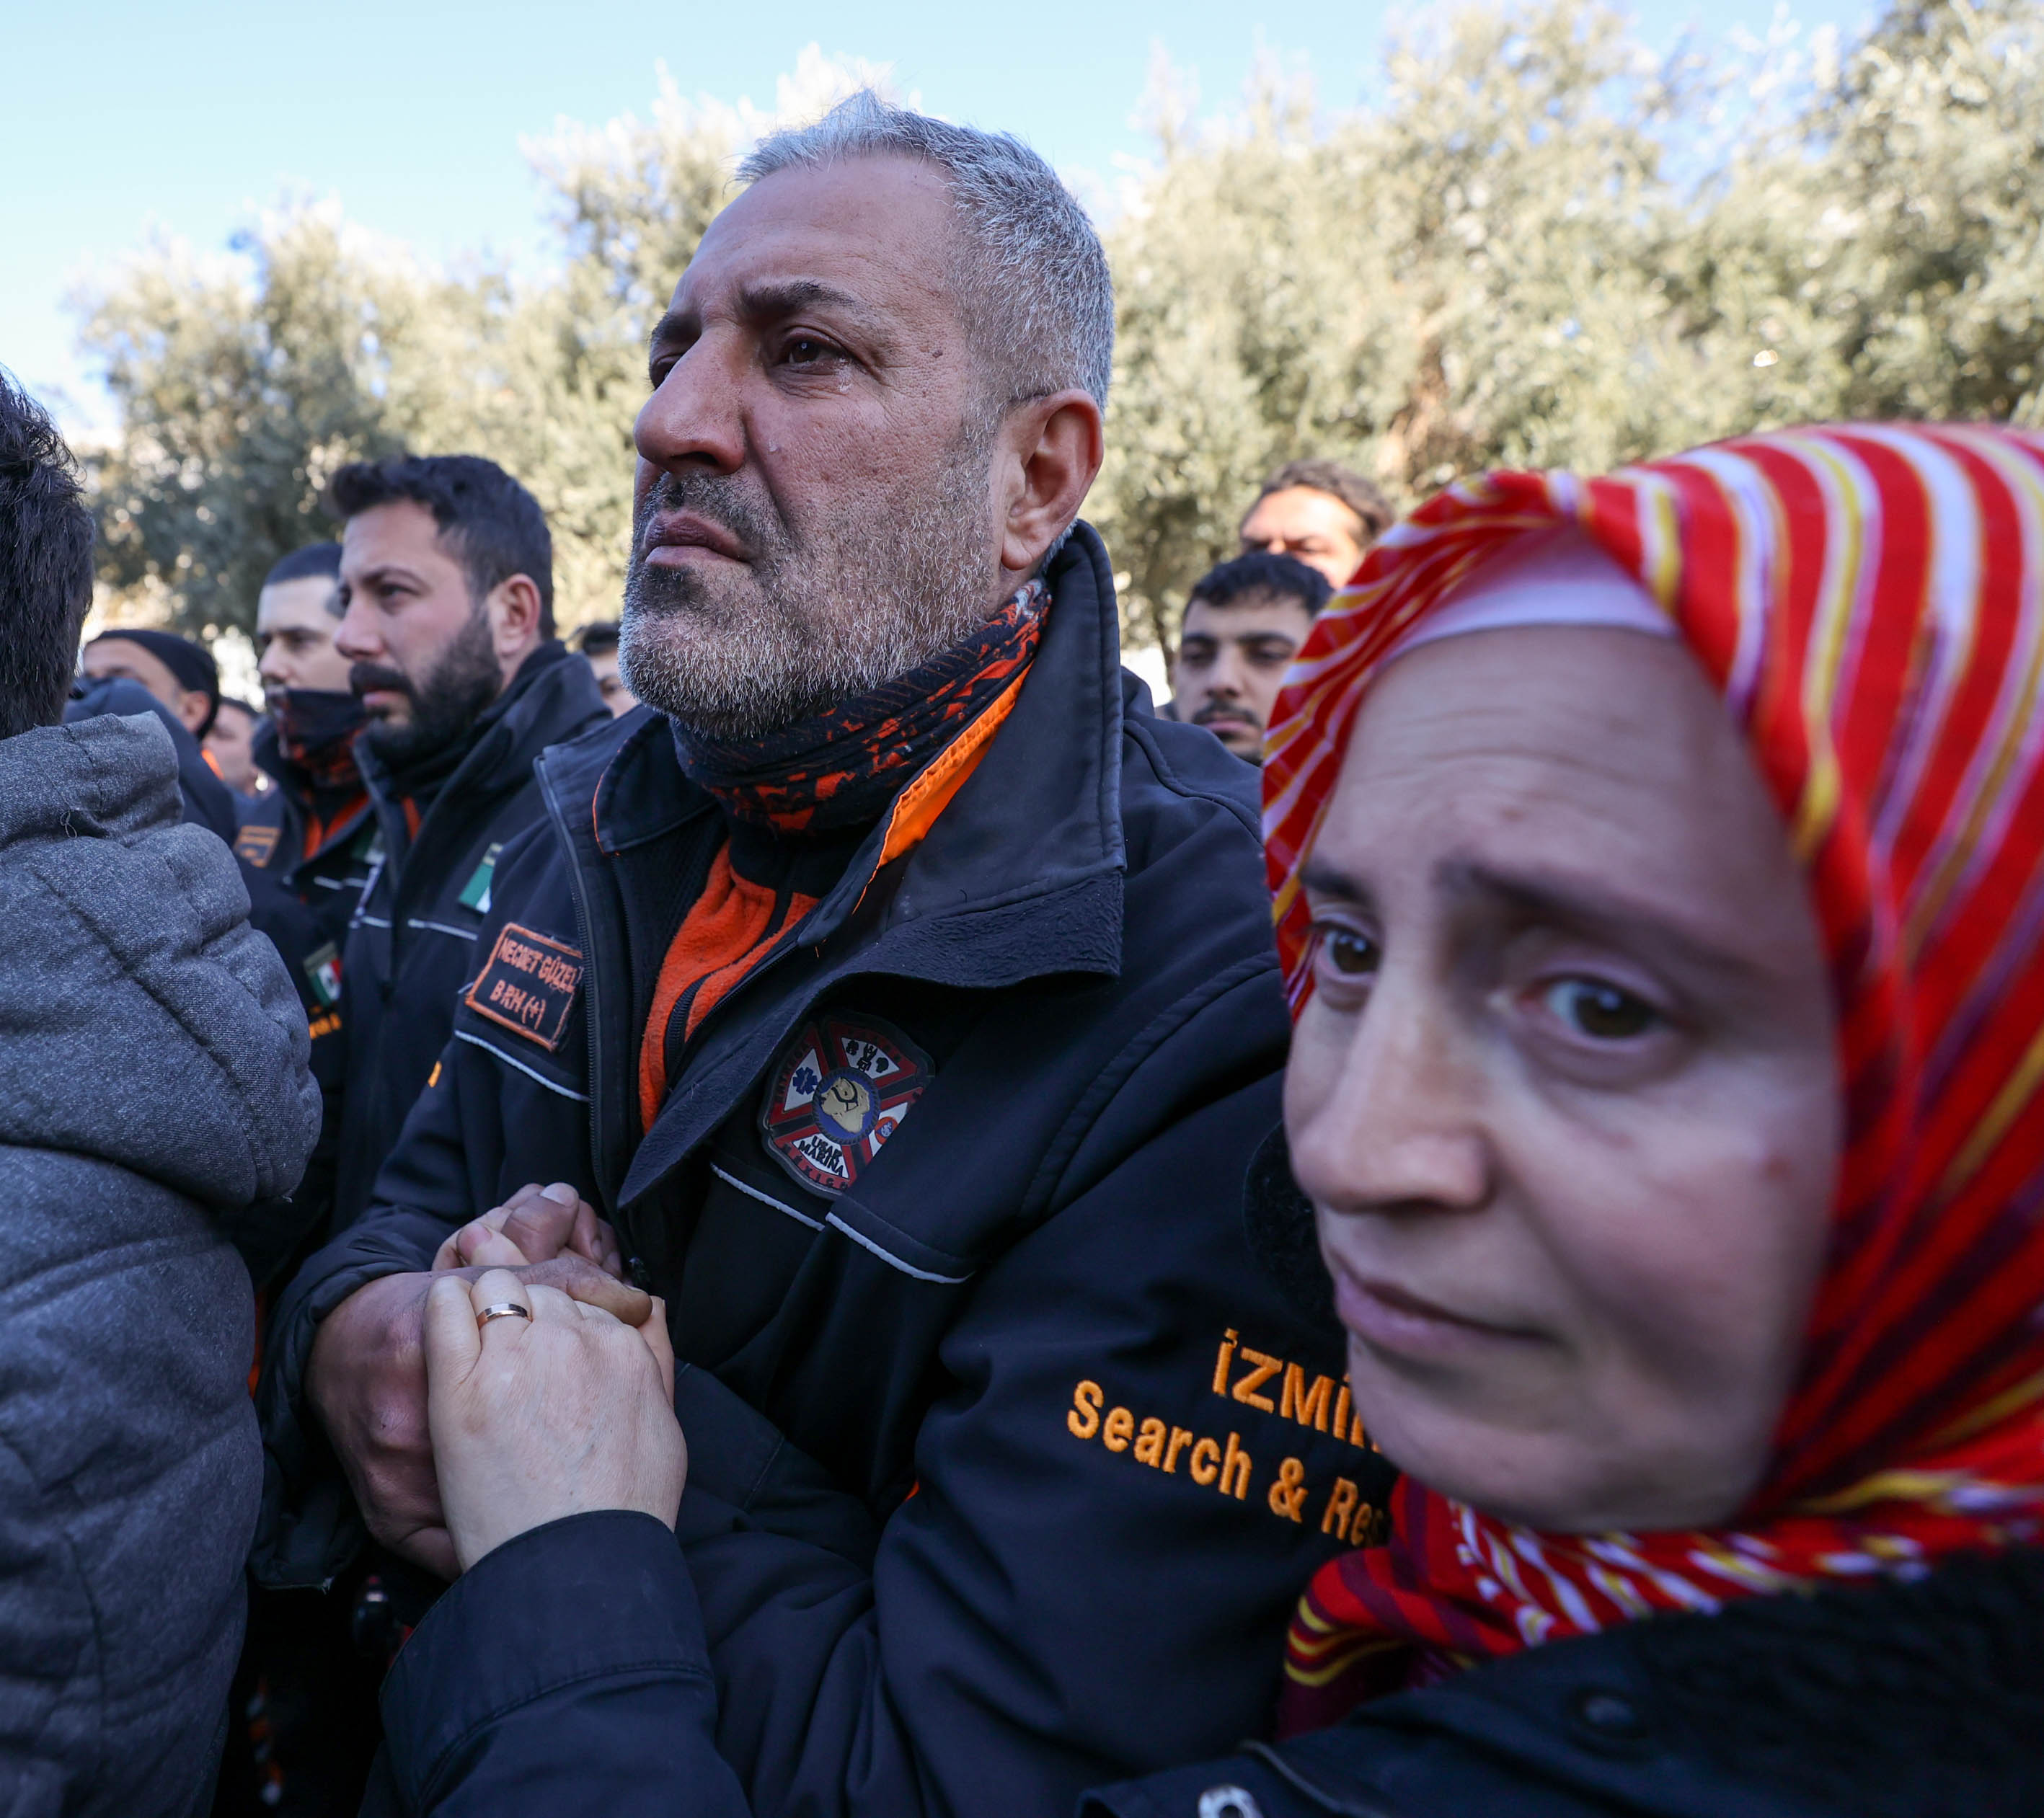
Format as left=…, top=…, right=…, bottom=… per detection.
left=0, top=714, right=319, bottom=1816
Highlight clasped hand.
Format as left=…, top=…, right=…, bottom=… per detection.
left=307, top=1183, right=683, bottom=1577
left=426, top=1267, right=686, bottom=1573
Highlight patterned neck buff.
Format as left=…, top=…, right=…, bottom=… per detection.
left=273, top=688, right=366, bottom=795
left=1266, top=424, right=2044, bottom=1732
left=671, top=578, right=1048, bottom=836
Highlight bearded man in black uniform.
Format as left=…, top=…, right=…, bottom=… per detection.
left=257, top=94, right=1394, bottom=1818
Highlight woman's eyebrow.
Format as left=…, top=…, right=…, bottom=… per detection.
left=1436, top=858, right=1765, bottom=982
left=1300, top=857, right=1368, bottom=903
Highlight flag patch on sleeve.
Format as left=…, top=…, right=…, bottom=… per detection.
left=463, top=923, right=584, bottom=1051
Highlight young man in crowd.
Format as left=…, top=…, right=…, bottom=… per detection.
left=316, top=456, right=609, bottom=1243
left=1169, top=551, right=1330, bottom=763
left=0, top=373, right=319, bottom=1814
left=241, top=542, right=375, bottom=968
left=575, top=617, right=638, bottom=714
left=1237, top=456, right=1392, bottom=590
left=257, top=94, right=1392, bottom=1818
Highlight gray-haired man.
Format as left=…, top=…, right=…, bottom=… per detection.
left=262, top=93, right=1392, bottom=1817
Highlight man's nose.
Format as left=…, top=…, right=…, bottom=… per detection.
left=332, top=598, right=380, bottom=663
left=1290, top=970, right=1491, bottom=1219
left=635, top=337, right=746, bottom=476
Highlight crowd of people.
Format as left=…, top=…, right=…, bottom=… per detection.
left=0, top=87, right=2040, bottom=1818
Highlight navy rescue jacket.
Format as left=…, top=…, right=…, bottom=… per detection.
left=257, top=526, right=1399, bottom=1818
left=362, top=1520, right=2044, bottom=1817
left=324, top=640, right=608, bottom=1236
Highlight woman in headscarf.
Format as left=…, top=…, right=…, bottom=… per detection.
left=1086, top=421, right=2044, bottom=1815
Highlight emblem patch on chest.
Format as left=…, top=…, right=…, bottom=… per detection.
left=759, top=1014, right=933, bottom=1197
left=463, top=922, right=584, bottom=1051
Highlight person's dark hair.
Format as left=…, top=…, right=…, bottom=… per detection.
left=1186, top=551, right=1333, bottom=622
left=574, top=620, right=619, bottom=658
left=0, top=371, right=95, bottom=740
left=86, top=628, right=221, bottom=735
left=1251, top=458, right=1394, bottom=545
left=264, top=541, right=344, bottom=615
left=327, top=456, right=554, bottom=637
left=213, top=697, right=261, bottom=727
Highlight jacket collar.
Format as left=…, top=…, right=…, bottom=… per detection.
left=555, top=521, right=1129, bottom=981
left=360, top=640, right=603, bottom=858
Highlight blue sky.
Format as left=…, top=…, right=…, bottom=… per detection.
left=6, top=0, right=1873, bottom=445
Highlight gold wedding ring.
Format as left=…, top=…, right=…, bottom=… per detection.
left=476, top=1302, right=532, bottom=1326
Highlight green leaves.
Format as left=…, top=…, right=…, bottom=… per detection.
left=74, top=7, right=2044, bottom=649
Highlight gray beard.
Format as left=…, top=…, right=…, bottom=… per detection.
left=618, top=426, right=1001, bottom=740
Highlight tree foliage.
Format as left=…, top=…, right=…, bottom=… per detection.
left=74, top=4, right=2044, bottom=650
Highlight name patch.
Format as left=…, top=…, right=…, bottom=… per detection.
left=463, top=923, right=584, bottom=1051
left=234, top=823, right=280, bottom=866
left=760, top=1014, right=932, bottom=1197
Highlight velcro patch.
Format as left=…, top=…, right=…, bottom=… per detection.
left=760, top=1014, right=932, bottom=1197
left=463, top=923, right=584, bottom=1051
left=234, top=823, right=280, bottom=866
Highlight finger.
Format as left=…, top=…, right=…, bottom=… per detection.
left=520, top=1256, right=652, bottom=1325
left=502, top=1181, right=583, bottom=1263
left=639, top=1295, right=677, bottom=1401
left=424, top=1274, right=483, bottom=1384
left=521, top=1281, right=584, bottom=1326
left=470, top=1267, right=535, bottom=1343
left=393, top=1524, right=461, bottom=1583
left=455, top=1222, right=533, bottom=1269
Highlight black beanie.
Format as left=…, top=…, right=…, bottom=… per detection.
left=89, top=629, right=221, bottom=734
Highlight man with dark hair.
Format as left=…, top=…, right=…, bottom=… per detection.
left=573, top=618, right=637, bottom=716
left=244, top=541, right=371, bottom=934
left=81, top=624, right=222, bottom=737
left=259, top=95, right=1392, bottom=1818
left=319, top=454, right=607, bottom=1241
left=1170, top=551, right=1331, bottom=763
left=0, top=375, right=319, bottom=1812
left=1238, top=457, right=1393, bottom=589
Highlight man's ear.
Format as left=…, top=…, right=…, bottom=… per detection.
left=996, top=389, right=1105, bottom=580
left=176, top=691, right=212, bottom=737
left=485, top=575, right=547, bottom=675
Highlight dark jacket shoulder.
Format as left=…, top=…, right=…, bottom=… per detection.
left=1087, top=1547, right=2044, bottom=1818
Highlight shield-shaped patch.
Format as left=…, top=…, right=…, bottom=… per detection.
left=759, top=1013, right=933, bottom=1197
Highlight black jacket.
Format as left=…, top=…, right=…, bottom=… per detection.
left=1087, top=1546, right=2044, bottom=1818
left=245, top=714, right=377, bottom=958
left=258, top=526, right=1398, bottom=1818
left=360, top=1522, right=2044, bottom=1818
left=326, top=640, right=608, bottom=1235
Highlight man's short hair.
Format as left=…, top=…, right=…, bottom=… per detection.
left=263, top=541, right=344, bottom=613
left=738, top=92, right=1115, bottom=417
left=87, top=629, right=222, bottom=735
left=0, top=371, right=95, bottom=741
left=1186, top=551, right=1333, bottom=622
left=328, top=456, right=554, bottom=637
left=213, top=697, right=261, bottom=725
left=1250, top=459, right=1394, bottom=545
left=575, top=620, right=619, bottom=658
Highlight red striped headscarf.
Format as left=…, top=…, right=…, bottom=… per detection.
left=1267, top=424, right=2044, bottom=1730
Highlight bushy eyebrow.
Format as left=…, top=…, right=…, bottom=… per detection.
left=647, top=279, right=896, bottom=362
left=1301, top=852, right=1764, bottom=984
left=1434, top=858, right=1763, bottom=983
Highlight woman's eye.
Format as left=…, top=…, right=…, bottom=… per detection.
left=1314, top=925, right=1379, bottom=978
left=1540, top=977, right=1662, bottom=1041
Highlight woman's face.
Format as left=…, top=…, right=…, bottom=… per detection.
left=1287, top=625, right=1841, bottom=1532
